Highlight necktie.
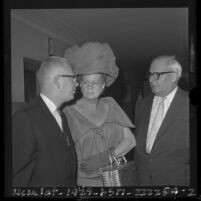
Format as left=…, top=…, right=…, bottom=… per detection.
left=57, top=109, right=70, bottom=146
left=146, top=97, right=166, bottom=153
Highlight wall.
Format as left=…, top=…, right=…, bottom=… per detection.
left=11, top=16, right=70, bottom=102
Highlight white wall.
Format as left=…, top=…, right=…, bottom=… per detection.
left=11, top=16, right=70, bottom=102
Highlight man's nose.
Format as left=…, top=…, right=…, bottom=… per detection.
left=73, top=79, right=78, bottom=87
left=149, top=75, right=155, bottom=83
left=75, top=80, right=79, bottom=87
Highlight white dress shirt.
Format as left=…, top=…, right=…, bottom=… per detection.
left=40, top=93, right=63, bottom=131
left=147, top=87, right=178, bottom=136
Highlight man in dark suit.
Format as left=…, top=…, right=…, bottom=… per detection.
left=12, top=56, right=78, bottom=187
left=135, top=55, right=189, bottom=186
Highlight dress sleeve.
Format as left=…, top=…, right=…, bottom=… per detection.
left=63, top=106, right=92, bottom=143
left=102, top=97, right=135, bottom=128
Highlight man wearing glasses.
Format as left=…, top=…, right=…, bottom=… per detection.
left=12, top=56, right=78, bottom=187
left=135, top=55, right=189, bottom=186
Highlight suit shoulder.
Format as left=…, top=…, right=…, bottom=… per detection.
left=13, top=97, right=43, bottom=119
left=137, top=95, right=153, bottom=105
left=179, top=88, right=189, bottom=96
left=177, top=88, right=189, bottom=102
left=12, top=103, right=36, bottom=121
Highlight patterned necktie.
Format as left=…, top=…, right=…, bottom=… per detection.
left=146, top=97, right=166, bottom=153
left=57, top=109, right=70, bottom=146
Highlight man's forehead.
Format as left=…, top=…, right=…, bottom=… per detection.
left=150, top=59, right=168, bottom=71
left=56, top=65, right=73, bottom=74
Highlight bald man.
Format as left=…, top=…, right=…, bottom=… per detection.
left=135, top=56, right=189, bottom=186
left=12, top=56, right=78, bottom=187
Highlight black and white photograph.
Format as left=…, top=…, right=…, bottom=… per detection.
left=4, top=0, right=197, bottom=198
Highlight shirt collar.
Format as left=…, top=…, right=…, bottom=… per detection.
left=165, top=86, right=178, bottom=103
left=40, top=93, right=57, bottom=114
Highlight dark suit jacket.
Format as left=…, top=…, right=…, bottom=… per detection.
left=12, top=96, right=77, bottom=187
left=135, top=88, right=189, bottom=186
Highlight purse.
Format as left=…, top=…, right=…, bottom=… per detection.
left=100, top=152, right=139, bottom=186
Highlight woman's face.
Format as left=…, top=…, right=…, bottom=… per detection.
left=80, top=74, right=105, bottom=100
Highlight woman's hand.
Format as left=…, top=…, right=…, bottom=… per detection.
left=80, top=149, right=113, bottom=173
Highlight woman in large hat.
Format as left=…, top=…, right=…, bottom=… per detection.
left=63, top=42, right=136, bottom=186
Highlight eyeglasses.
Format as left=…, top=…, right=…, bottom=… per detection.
left=57, top=74, right=77, bottom=81
left=146, top=71, right=174, bottom=80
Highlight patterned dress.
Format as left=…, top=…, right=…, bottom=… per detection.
left=63, top=97, right=135, bottom=186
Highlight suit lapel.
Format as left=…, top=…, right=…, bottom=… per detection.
left=36, top=96, right=70, bottom=147
left=151, top=89, right=183, bottom=154
left=139, top=95, right=154, bottom=154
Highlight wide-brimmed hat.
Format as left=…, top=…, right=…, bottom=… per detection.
left=64, top=42, right=119, bottom=86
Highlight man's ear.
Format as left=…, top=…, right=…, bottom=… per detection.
left=54, top=76, right=60, bottom=89
left=171, top=71, right=179, bottom=83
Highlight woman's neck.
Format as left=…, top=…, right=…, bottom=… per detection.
left=79, top=97, right=99, bottom=111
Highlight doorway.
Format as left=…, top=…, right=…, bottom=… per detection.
left=23, top=57, right=41, bottom=103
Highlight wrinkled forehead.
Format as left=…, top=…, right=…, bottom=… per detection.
left=55, top=64, right=74, bottom=75
left=150, top=59, right=169, bottom=72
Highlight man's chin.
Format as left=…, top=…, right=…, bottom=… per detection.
left=65, top=94, right=74, bottom=102
left=151, top=87, right=158, bottom=94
